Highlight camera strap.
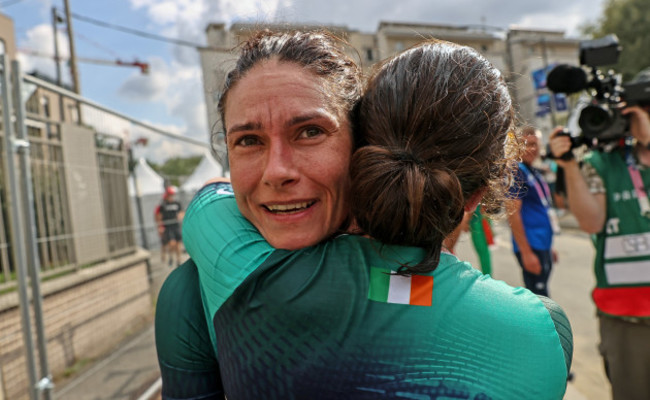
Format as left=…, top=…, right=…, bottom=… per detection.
left=624, top=146, right=650, bottom=218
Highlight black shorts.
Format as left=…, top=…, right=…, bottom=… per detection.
left=162, top=225, right=182, bottom=244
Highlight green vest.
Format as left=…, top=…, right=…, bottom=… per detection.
left=585, top=149, right=650, bottom=317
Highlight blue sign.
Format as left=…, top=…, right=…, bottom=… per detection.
left=554, top=93, right=567, bottom=111
left=532, top=68, right=548, bottom=90
left=532, top=64, right=568, bottom=116
left=537, top=93, right=551, bottom=115
left=535, top=88, right=567, bottom=116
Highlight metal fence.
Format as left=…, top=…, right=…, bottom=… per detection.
left=0, top=55, right=219, bottom=399
left=1, top=64, right=215, bottom=282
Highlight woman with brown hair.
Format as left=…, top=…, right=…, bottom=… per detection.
left=156, top=29, right=363, bottom=399
left=156, top=31, right=572, bottom=399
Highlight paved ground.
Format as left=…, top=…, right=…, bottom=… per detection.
left=54, top=248, right=177, bottom=400
left=453, top=213, right=609, bottom=400
left=54, top=212, right=609, bottom=400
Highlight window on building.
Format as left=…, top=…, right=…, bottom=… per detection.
left=365, top=47, right=374, bottom=62
left=27, top=126, right=41, bottom=138
left=41, top=96, right=51, bottom=118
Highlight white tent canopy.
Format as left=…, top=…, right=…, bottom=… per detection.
left=181, top=152, right=225, bottom=193
left=127, top=157, right=166, bottom=249
left=128, top=157, right=165, bottom=197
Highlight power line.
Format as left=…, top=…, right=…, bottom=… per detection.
left=0, top=0, right=28, bottom=8
left=70, top=11, right=204, bottom=49
left=75, top=30, right=121, bottom=58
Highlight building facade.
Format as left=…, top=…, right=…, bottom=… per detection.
left=0, top=13, right=152, bottom=399
left=199, top=21, right=582, bottom=146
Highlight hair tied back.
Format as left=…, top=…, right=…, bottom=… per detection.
left=393, top=151, right=424, bottom=166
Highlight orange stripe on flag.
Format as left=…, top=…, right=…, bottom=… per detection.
left=409, top=275, right=433, bottom=306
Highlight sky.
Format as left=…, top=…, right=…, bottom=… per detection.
left=1, top=0, right=608, bottom=162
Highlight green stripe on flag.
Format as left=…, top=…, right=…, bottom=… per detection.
left=368, top=268, right=391, bottom=302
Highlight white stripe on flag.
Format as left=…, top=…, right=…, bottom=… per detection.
left=387, top=274, right=412, bottom=304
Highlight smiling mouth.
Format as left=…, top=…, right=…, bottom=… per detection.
left=264, top=201, right=316, bottom=214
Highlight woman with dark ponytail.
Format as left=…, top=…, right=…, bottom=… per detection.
left=157, top=33, right=572, bottom=400
left=351, top=41, right=513, bottom=274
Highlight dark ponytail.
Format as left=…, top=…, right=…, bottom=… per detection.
left=352, top=39, right=516, bottom=274
left=350, top=145, right=465, bottom=273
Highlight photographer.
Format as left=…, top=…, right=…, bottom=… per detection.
left=549, top=104, right=650, bottom=400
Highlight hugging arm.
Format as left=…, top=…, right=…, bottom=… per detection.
left=155, top=261, right=225, bottom=399
left=155, top=181, right=275, bottom=398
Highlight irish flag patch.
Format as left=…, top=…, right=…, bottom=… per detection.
left=368, top=268, right=433, bottom=306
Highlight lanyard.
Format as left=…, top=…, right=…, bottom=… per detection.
left=519, top=164, right=552, bottom=209
left=624, top=146, right=650, bottom=218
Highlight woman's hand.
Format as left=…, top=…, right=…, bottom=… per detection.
left=521, top=249, right=542, bottom=275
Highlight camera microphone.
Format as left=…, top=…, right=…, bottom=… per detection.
left=547, top=64, right=589, bottom=94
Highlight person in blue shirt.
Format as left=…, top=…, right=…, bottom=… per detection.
left=507, top=126, right=559, bottom=296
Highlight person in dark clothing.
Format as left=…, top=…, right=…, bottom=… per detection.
left=159, top=186, right=184, bottom=267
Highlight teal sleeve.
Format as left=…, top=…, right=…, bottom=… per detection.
left=538, top=295, right=574, bottom=376
left=155, top=260, right=224, bottom=399
left=182, top=182, right=278, bottom=334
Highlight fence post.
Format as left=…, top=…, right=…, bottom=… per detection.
left=12, top=60, right=54, bottom=399
left=0, top=55, right=39, bottom=400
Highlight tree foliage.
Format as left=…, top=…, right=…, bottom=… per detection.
left=582, top=0, right=650, bottom=81
left=148, top=155, right=202, bottom=187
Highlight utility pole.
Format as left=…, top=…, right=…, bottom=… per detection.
left=62, top=0, right=79, bottom=94
left=51, top=6, right=65, bottom=122
left=51, top=7, right=62, bottom=86
left=62, top=0, right=82, bottom=123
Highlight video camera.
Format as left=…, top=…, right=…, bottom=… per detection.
left=546, top=34, right=650, bottom=156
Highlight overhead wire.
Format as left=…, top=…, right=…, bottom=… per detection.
left=0, top=0, right=28, bottom=7
left=75, top=30, right=121, bottom=58
left=70, top=11, right=205, bottom=49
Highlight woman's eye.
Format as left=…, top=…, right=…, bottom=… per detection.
left=299, top=127, right=324, bottom=138
left=235, top=135, right=262, bottom=147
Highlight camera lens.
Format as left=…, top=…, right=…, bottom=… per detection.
left=579, top=105, right=613, bottom=139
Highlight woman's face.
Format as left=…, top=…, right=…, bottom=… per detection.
left=224, top=60, right=353, bottom=250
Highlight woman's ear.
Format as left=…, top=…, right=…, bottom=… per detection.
left=464, top=187, right=487, bottom=213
